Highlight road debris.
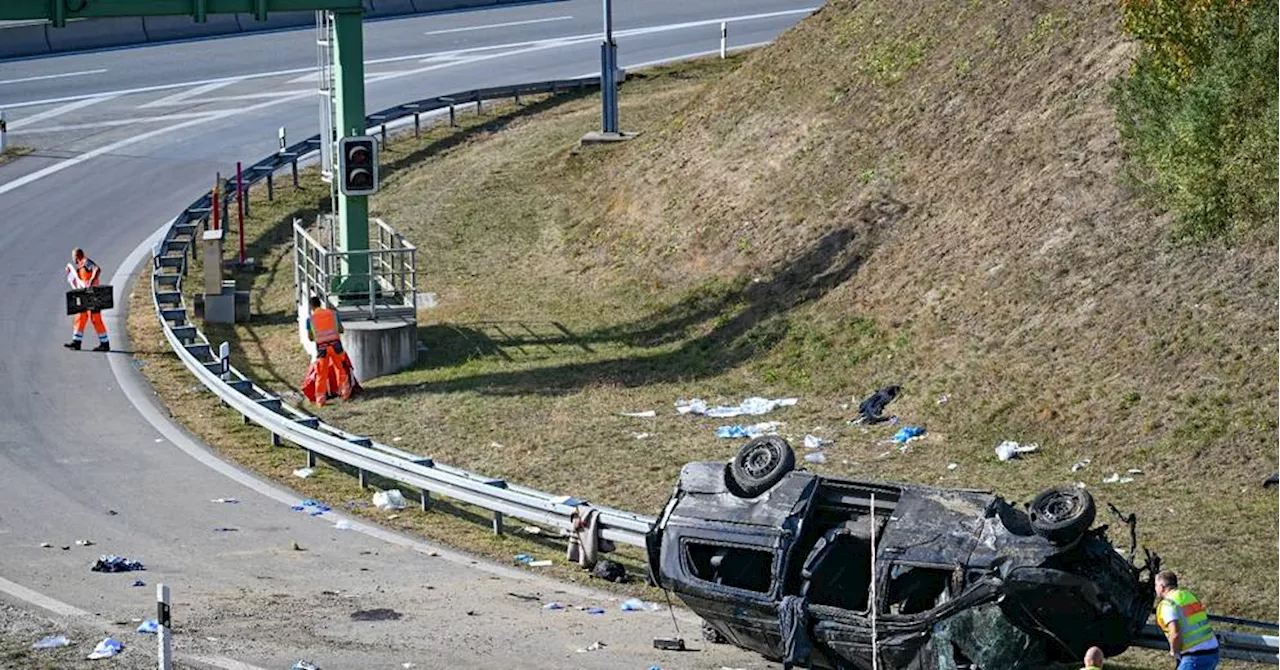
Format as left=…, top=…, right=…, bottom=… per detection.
left=576, top=641, right=606, bottom=652
left=1103, top=473, right=1135, bottom=484
left=514, top=554, right=535, bottom=564
left=75, top=539, right=94, bottom=547
left=528, top=560, right=552, bottom=567
left=1071, top=459, right=1091, bottom=472
left=292, top=499, right=330, bottom=515
left=892, top=425, right=926, bottom=443
left=584, top=607, right=606, bottom=615
left=39, top=542, right=51, bottom=548
left=803, top=435, right=830, bottom=449
left=291, top=661, right=321, bottom=670
left=210, top=498, right=239, bottom=504
left=212, top=527, right=238, bottom=532
left=803, top=453, right=827, bottom=464
left=372, top=489, right=408, bottom=511
left=136, top=620, right=159, bottom=634
left=620, top=410, right=657, bottom=418
left=351, top=608, right=402, bottom=621
left=853, top=385, right=900, bottom=424
left=678, top=397, right=796, bottom=418
left=91, top=555, right=144, bottom=573
left=935, top=394, right=950, bottom=405
left=995, top=440, right=1039, bottom=461
left=542, top=602, right=565, bottom=610
left=632, top=432, right=652, bottom=440
left=333, top=520, right=353, bottom=530
left=1265, top=473, right=1279, bottom=489
left=716, top=421, right=783, bottom=439
left=131, top=580, right=145, bottom=587
left=653, top=637, right=686, bottom=651
left=592, top=559, right=627, bottom=583
left=947, top=463, right=958, bottom=470
left=621, top=598, right=661, bottom=612
left=32, top=635, right=70, bottom=649
left=293, top=467, right=314, bottom=479
left=87, top=637, right=123, bottom=660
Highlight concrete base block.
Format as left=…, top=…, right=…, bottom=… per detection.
left=204, top=290, right=236, bottom=325
left=344, top=317, right=417, bottom=382
left=143, top=14, right=242, bottom=42
left=47, top=17, right=146, bottom=52
left=0, top=22, right=51, bottom=59
left=580, top=130, right=640, bottom=145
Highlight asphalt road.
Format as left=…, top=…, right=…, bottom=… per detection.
left=0, top=1, right=816, bottom=667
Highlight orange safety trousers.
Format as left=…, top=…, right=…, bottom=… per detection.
left=73, top=310, right=108, bottom=343
left=314, top=343, right=350, bottom=404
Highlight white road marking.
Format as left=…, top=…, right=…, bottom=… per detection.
left=0, top=68, right=107, bottom=86
left=137, top=80, right=234, bottom=109
left=6, top=94, right=118, bottom=130
left=0, top=574, right=93, bottom=618
left=4, top=7, right=817, bottom=110
left=423, top=15, right=574, bottom=36
left=9, top=111, right=221, bottom=133
left=143, top=90, right=312, bottom=107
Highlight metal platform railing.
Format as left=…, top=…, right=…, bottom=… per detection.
left=294, top=217, right=416, bottom=319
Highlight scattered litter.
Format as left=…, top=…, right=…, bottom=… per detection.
left=351, top=608, right=402, bottom=621
left=292, top=499, right=330, bottom=515
left=542, top=602, right=565, bottom=610
left=91, top=555, right=144, bottom=573
left=386, top=514, right=400, bottom=520
left=576, top=641, right=606, bottom=652
left=935, top=394, right=950, bottom=405
left=1127, top=468, right=1144, bottom=475
left=994, top=440, right=1039, bottom=461
left=947, top=463, right=958, bottom=470
left=803, top=435, right=830, bottom=450
left=1070, top=459, right=1091, bottom=472
left=402, top=664, right=415, bottom=669
left=32, top=635, right=70, bottom=650
left=715, top=421, right=783, bottom=439
left=130, top=580, right=145, bottom=587
left=293, top=467, right=314, bottom=479
left=507, top=593, right=540, bottom=601
left=333, top=520, right=353, bottom=531
left=1265, top=473, right=1279, bottom=489
left=521, top=526, right=542, bottom=535
left=855, top=385, right=901, bottom=423
left=514, top=554, right=535, bottom=564
left=803, top=453, right=827, bottom=464
left=528, top=560, right=552, bottom=567
left=291, top=662, right=321, bottom=670
left=1103, top=473, right=1135, bottom=485
left=392, top=436, right=403, bottom=442
left=1075, top=482, right=1088, bottom=489
left=620, top=598, right=661, bottom=612
left=584, top=607, right=606, bottom=615
left=105, top=510, right=117, bottom=516
left=210, top=498, right=239, bottom=504
left=620, top=410, right=657, bottom=418
left=87, top=638, right=123, bottom=660
left=372, top=489, right=408, bottom=511
left=212, top=527, right=238, bottom=532
left=136, top=620, right=159, bottom=634
left=549, top=495, right=585, bottom=506
left=632, top=433, right=652, bottom=440
left=649, top=666, right=661, bottom=670
left=653, top=637, right=687, bottom=651
left=592, top=559, right=627, bottom=583
left=892, top=425, right=927, bottom=443
left=39, top=542, right=51, bottom=548
left=678, top=397, right=796, bottom=418
left=154, top=438, right=163, bottom=443
left=291, top=541, right=305, bottom=551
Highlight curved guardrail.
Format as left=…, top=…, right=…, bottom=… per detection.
left=149, top=75, right=654, bottom=547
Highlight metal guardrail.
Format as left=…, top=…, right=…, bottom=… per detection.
left=1134, top=616, right=1279, bottom=664
left=149, top=75, right=651, bottom=547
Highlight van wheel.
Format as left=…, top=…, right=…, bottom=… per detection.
left=727, top=436, right=795, bottom=498
left=1028, top=486, right=1096, bottom=545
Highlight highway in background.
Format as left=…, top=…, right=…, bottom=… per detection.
left=0, top=1, right=815, bottom=667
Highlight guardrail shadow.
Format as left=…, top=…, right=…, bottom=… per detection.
left=418, top=321, right=594, bottom=367
left=369, top=203, right=904, bottom=398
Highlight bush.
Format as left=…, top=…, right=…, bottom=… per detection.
left=1115, top=0, right=1278, bottom=242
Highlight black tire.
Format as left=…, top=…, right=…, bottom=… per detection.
left=727, top=436, right=796, bottom=498
left=1028, top=486, right=1096, bottom=545
left=702, top=621, right=728, bottom=644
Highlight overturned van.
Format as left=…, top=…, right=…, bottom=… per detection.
left=646, top=436, right=1160, bottom=669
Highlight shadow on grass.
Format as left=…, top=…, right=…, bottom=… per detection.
left=370, top=199, right=906, bottom=397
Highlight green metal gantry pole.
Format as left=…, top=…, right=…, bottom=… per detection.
left=333, top=9, right=370, bottom=296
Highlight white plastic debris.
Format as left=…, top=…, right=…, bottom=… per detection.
left=620, top=598, right=661, bottom=612
left=542, top=602, right=565, bottom=610
left=293, top=467, right=314, bottom=479
left=995, top=441, right=1039, bottom=461
left=333, top=520, right=353, bottom=530
left=675, top=398, right=707, bottom=415
left=947, top=463, right=958, bottom=470
left=528, top=560, right=552, bottom=567
left=632, top=433, right=652, bottom=440
left=1127, top=468, right=1144, bottom=475
left=373, top=489, right=408, bottom=511
left=803, top=435, right=830, bottom=449
left=803, top=453, right=827, bottom=464
left=935, top=394, right=951, bottom=405
left=87, top=637, right=123, bottom=660
left=678, top=397, right=796, bottom=418
left=1070, top=459, right=1091, bottom=472
left=210, top=498, right=240, bottom=504
left=619, top=410, right=657, bottom=418
left=32, top=635, right=70, bottom=649
left=576, top=641, right=607, bottom=652
left=1103, top=473, right=1135, bottom=484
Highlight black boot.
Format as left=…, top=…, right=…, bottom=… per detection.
left=93, top=341, right=110, bottom=352
left=64, top=340, right=81, bottom=350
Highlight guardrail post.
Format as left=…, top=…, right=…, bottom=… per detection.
left=271, top=432, right=281, bottom=447
left=380, top=123, right=387, bottom=145
left=420, top=489, right=430, bottom=510
left=358, top=468, right=368, bottom=489
left=291, top=159, right=299, bottom=188
left=306, top=450, right=316, bottom=468
left=267, top=172, right=274, bottom=201
left=515, top=88, right=521, bottom=105
left=721, top=21, right=727, bottom=59
left=475, top=94, right=482, bottom=114
left=492, top=511, right=504, bottom=536
left=449, top=105, right=455, bottom=127
left=0, top=110, right=7, bottom=153
left=413, top=112, right=420, bottom=138
left=157, top=584, right=172, bottom=670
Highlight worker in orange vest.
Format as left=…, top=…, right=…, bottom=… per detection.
left=63, top=248, right=110, bottom=352
left=306, top=296, right=348, bottom=406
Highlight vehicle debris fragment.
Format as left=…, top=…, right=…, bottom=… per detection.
left=648, top=436, right=1160, bottom=670
left=91, top=555, right=144, bottom=573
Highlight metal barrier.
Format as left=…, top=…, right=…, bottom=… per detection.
left=1134, top=617, right=1279, bottom=664
left=294, top=217, right=417, bottom=320
left=149, top=76, right=654, bottom=547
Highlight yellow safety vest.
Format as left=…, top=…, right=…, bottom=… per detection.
left=1157, top=589, right=1217, bottom=653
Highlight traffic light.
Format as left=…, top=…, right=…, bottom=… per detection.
left=337, top=136, right=378, bottom=196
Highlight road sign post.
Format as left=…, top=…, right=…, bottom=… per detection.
left=157, top=584, right=172, bottom=670
left=600, top=0, right=618, bottom=134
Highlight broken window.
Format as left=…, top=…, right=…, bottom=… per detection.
left=685, top=543, right=773, bottom=593
left=800, top=519, right=875, bottom=612
left=884, top=564, right=952, bottom=615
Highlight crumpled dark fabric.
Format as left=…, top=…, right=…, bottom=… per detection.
left=858, top=385, right=901, bottom=423
left=779, top=595, right=812, bottom=668
left=592, top=559, right=627, bottom=583
left=91, top=555, right=145, bottom=573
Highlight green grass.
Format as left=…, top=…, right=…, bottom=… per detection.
left=126, top=3, right=1276, bottom=667
left=0, top=145, right=32, bottom=166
